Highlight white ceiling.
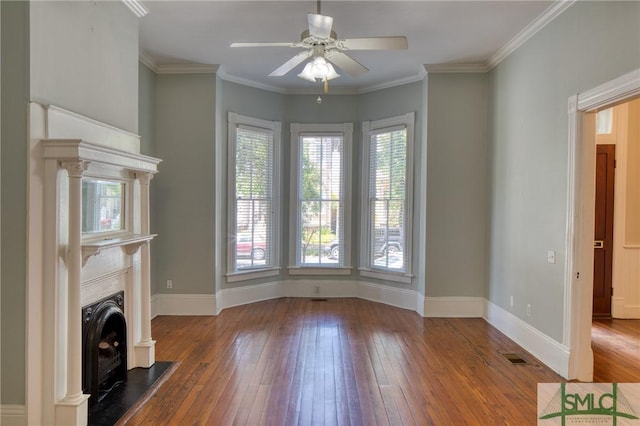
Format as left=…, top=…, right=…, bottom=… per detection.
left=139, top=1, right=556, bottom=93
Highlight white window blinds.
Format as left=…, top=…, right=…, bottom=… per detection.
left=228, top=113, right=281, bottom=277
left=367, top=127, right=407, bottom=271
left=297, top=133, right=345, bottom=266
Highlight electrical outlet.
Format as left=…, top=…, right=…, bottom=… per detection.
left=526, top=304, right=532, bottom=317
left=510, top=296, right=514, bottom=309
left=313, top=286, right=320, bottom=294
left=547, top=250, right=556, bottom=264
left=167, top=280, right=173, bottom=289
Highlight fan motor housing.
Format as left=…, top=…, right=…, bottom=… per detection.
left=301, top=29, right=337, bottom=44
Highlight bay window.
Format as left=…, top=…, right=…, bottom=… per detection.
left=289, top=123, right=352, bottom=273
left=227, top=112, right=281, bottom=279
left=360, top=113, right=414, bottom=282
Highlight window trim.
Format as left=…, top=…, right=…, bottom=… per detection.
left=227, top=112, right=281, bottom=281
left=288, top=122, right=353, bottom=274
left=359, top=113, right=415, bottom=283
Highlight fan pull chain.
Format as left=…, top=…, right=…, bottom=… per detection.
left=317, top=0, right=321, bottom=14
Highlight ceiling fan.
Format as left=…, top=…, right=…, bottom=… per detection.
left=230, top=0, right=408, bottom=92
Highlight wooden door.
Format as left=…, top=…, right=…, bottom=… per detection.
left=593, top=144, right=615, bottom=317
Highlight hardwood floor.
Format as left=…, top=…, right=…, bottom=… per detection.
left=124, top=298, right=567, bottom=425
left=592, top=318, right=640, bottom=383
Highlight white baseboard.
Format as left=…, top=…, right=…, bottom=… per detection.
left=484, top=300, right=570, bottom=377
left=358, top=282, right=418, bottom=311
left=151, top=294, right=159, bottom=319
left=622, top=304, right=640, bottom=318
left=0, top=405, right=26, bottom=426
left=217, top=281, right=283, bottom=313
left=423, top=296, right=485, bottom=317
left=215, top=280, right=416, bottom=312
left=153, top=280, right=420, bottom=316
left=153, top=293, right=217, bottom=316
left=282, top=279, right=359, bottom=299
left=612, top=298, right=640, bottom=319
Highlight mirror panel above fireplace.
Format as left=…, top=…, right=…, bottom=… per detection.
left=82, top=178, right=125, bottom=235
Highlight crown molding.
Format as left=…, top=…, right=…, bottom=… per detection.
left=424, top=63, right=489, bottom=74
left=121, top=0, right=149, bottom=18
left=291, top=87, right=360, bottom=95
left=138, top=51, right=158, bottom=73
left=156, top=64, right=219, bottom=75
left=488, top=0, right=576, bottom=69
left=137, top=54, right=218, bottom=75
left=217, top=66, right=426, bottom=95
left=357, top=68, right=427, bottom=94
left=216, top=67, right=289, bottom=94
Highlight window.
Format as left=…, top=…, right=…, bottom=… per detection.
left=227, top=113, right=281, bottom=279
left=290, top=123, right=352, bottom=273
left=361, top=113, right=414, bottom=282
left=596, top=108, right=613, bottom=134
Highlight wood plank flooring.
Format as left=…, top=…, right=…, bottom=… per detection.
left=592, top=318, right=640, bottom=383
left=122, top=298, right=623, bottom=425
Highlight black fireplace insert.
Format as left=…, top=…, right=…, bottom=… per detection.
left=82, top=291, right=127, bottom=407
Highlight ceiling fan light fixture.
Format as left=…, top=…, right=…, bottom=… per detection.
left=297, top=62, right=317, bottom=82
left=311, top=56, right=330, bottom=79
left=324, top=63, right=340, bottom=80
left=297, top=55, right=340, bottom=83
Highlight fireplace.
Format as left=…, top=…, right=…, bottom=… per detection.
left=27, top=103, right=162, bottom=425
left=82, top=292, right=128, bottom=407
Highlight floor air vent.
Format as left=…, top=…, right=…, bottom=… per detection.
left=503, top=353, right=528, bottom=364
left=311, top=298, right=328, bottom=302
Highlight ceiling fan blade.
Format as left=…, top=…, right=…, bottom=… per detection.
left=326, top=50, right=368, bottom=77
left=339, top=36, right=408, bottom=51
left=307, top=13, right=333, bottom=39
left=230, top=42, right=299, bottom=48
left=269, top=50, right=313, bottom=77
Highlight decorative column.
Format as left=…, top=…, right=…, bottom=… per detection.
left=134, top=172, right=156, bottom=367
left=56, top=160, right=91, bottom=425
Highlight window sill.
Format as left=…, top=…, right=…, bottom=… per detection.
left=226, top=267, right=280, bottom=283
left=287, top=266, right=353, bottom=276
left=359, top=268, right=413, bottom=284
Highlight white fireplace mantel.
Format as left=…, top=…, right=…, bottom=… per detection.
left=28, top=103, right=162, bottom=426
left=82, top=233, right=157, bottom=266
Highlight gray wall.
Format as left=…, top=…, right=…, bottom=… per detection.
left=487, top=1, right=640, bottom=341
left=283, top=94, right=360, bottom=283
left=139, top=63, right=158, bottom=293
left=358, top=81, right=426, bottom=291
left=139, top=63, right=157, bottom=156
left=0, top=1, right=141, bottom=406
left=29, top=1, right=139, bottom=133
left=154, top=73, right=216, bottom=295
left=213, top=78, right=285, bottom=291
left=1, top=0, right=29, bottom=406
left=426, top=74, right=488, bottom=298
left=154, top=77, right=428, bottom=294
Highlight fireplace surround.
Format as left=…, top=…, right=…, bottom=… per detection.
left=27, top=103, right=161, bottom=425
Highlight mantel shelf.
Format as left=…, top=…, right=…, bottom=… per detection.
left=82, top=233, right=157, bottom=266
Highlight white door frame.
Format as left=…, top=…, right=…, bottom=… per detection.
left=565, top=68, right=640, bottom=381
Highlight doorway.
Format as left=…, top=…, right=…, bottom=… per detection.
left=566, top=69, right=640, bottom=381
